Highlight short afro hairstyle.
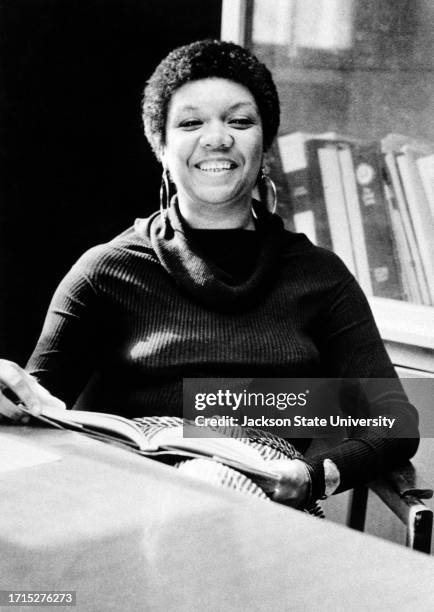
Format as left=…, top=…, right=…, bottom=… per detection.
left=142, top=39, right=280, bottom=159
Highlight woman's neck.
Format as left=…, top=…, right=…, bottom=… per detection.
left=176, top=196, right=255, bottom=230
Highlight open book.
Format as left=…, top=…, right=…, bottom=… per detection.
left=19, top=405, right=281, bottom=482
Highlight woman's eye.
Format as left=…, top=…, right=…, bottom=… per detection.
left=229, top=118, right=254, bottom=128
left=179, top=119, right=202, bottom=129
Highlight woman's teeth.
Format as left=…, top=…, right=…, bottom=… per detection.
left=197, top=161, right=235, bottom=172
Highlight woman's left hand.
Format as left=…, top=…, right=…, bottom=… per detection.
left=267, top=459, right=311, bottom=508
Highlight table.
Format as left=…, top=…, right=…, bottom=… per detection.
left=1, top=426, right=434, bottom=611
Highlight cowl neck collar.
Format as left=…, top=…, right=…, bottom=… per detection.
left=134, top=199, right=286, bottom=313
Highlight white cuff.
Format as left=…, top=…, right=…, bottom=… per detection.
left=323, top=458, right=340, bottom=497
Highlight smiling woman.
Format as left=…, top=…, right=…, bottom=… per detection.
left=0, top=40, right=420, bottom=515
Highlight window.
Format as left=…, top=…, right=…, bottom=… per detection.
left=222, top=0, right=434, bottom=370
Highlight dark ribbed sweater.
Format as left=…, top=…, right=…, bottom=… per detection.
left=27, top=205, right=419, bottom=499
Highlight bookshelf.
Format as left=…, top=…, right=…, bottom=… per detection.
left=221, top=0, right=434, bottom=374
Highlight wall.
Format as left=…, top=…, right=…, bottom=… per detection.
left=0, top=0, right=222, bottom=363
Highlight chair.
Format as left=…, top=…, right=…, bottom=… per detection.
left=345, top=368, right=434, bottom=553
left=306, top=433, right=433, bottom=554
left=347, top=462, right=433, bottom=554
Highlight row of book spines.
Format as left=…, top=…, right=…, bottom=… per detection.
left=382, top=151, right=433, bottom=305
left=279, top=135, right=434, bottom=305
left=275, top=136, right=406, bottom=301
left=375, top=143, right=433, bottom=305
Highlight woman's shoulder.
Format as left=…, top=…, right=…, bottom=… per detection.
left=278, top=229, right=360, bottom=301
left=68, top=225, right=159, bottom=280
left=281, top=230, right=352, bottom=275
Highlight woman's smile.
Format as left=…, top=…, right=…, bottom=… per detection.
left=193, top=157, right=240, bottom=184
left=194, top=158, right=238, bottom=173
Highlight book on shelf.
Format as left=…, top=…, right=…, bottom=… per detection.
left=382, top=143, right=431, bottom=305
left=382, top=135, right=434, bottom=305
left=349, top=141, right=404, bottom=300
left=316, top=141, right=357, bottom=276
left=382, top=156, right=424, bottom=304
left=308, top=137, right=398, bottom=297
left=17, top=404, right=281, bottom=482
left=335, top=142, right=373, bottom=295
left=396, top=145, right=434, bottom=305
left=277, top=131, right=337, bottom=250
left=416, top=153, right=434, bottom=218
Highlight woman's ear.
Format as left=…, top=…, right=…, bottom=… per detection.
left=261, top=154, right=270, bottom=175
left=160, top=155, right=173, bottom=184
left=161, top=163, right=170, bottom=182
left=254, top=155, right=267, bottom=188
left=159, top=145, right=167, bottom=167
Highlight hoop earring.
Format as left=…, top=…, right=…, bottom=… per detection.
left=160, top=168, right=171, bottom=222
left=261, top=168, right=277, bottom=215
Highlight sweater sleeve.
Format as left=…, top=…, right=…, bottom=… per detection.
left=303, top=267, right=419, bottom=500
left=26, top=248, right=107, bottom=408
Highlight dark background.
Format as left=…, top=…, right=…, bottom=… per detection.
left=0, top=0, right=222, bottom=363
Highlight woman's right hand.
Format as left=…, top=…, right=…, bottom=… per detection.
left=0, top=359, right=65, bottom=423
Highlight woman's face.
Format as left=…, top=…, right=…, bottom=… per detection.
left=161, top=77, right=263, bottom=226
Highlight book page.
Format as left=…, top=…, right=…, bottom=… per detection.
left=149, top=426, right=278, bottom=477
left=41, top=407, right=153, bottom=451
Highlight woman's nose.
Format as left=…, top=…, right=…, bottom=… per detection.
left=199, top=123, right=233, bottom=150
